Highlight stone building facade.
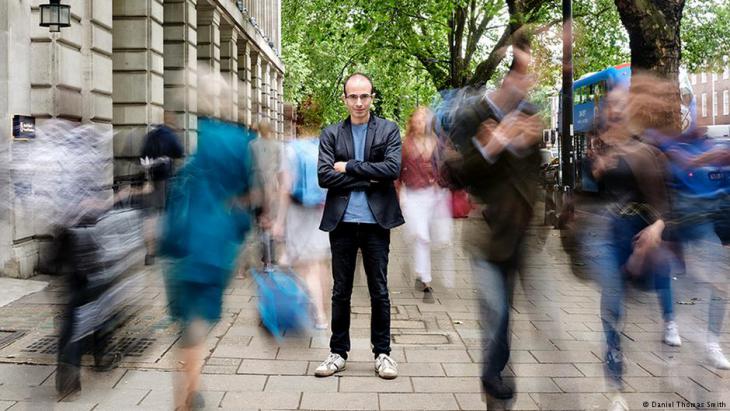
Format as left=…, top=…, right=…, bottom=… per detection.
left=1, top=0, right=284, bottom=278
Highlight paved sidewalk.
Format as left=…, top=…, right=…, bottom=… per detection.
left=0, top=278, right=47, bottom=308
left=0, top=213, right=729, bottom=410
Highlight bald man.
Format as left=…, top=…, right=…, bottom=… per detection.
left=314, top=73, right=404, bottom=379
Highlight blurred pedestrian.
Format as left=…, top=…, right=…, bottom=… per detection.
left=442, top=34, right=543, bottom=400
left=239, top=121, right=283, bottom=275
left=399, top=106, right=453, bottom=293
left=140, top=111, right=185, bottom=265
left=272, top=100, right=330, bottom=329
left=652, top=121, right=730, bottom=370
left=588, top=75, right=677, bottom=410
left=314, top=73, right=404, bottom=380
left=159, top=118, right=254, bottom=410
left=250, top=121, right=282, bottom=226
left=589, top=85, right=680, bottom=351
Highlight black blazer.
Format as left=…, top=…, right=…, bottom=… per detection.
left=317, top=115, right=405, bottom=232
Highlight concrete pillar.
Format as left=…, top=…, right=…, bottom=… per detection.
left=220, top=26, right=238, bottom=122
left=268, top=66, right=277, bottom=134
left=250, top=50, right=261, bottom=125
left=113, top=0, right=165, bottom=178
left=197, top=6, right=221, bottom=118
left=271, top=66, right=281, bottom=137
left=264, top=0, right=270, bottom=41
left=238, top=39, right=251, bottom=127
left=1, top=0, right=32, bottom=277
left=276, top=0, right=281, bottom=52
left=249, top=0, right=258, bottom=27
left=163, top=0, right=198, bottom=154
left=277, top=72, right=285, bottom=137
left=270, top=0, right=276, bottom=46
left=260, top=60, right=270, bottom=122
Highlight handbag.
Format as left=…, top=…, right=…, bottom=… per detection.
left=451, top=190, right=472, bottom=218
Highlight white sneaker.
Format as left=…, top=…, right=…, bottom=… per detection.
left=706, top=342, right=730, bottom=369
left=663, top=321, right=681, bottom=347
left=375, top=353, right=398, bottom=379
left=314, top=353, right=346, bottom=377
left=608, top=394, right=629, bottom=411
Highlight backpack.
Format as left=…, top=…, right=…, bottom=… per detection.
left=289, top=139, right=326, bottom=207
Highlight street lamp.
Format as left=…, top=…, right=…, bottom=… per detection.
left=39, top=0, right=71, bottom=33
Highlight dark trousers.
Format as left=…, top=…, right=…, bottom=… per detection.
left=329, top=222, right=391, bottom=359
left=474, top=256, right=517, bottom=379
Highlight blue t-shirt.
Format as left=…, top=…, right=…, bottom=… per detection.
left=342, top=123, right=377, bottom=224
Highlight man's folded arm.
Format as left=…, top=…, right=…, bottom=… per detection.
left=318, top=129, right=371, bottom=189
left=344, top=126, right=401, bottom=181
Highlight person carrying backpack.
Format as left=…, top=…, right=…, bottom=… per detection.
left=272, top=100, right=330, bottom=329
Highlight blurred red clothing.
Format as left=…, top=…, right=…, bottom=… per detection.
left=401, top=139, right=437, bottom=189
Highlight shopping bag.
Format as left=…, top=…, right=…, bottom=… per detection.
left=451, top=190, right=472, bottom=218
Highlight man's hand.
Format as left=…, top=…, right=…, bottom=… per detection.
left=334, top=161, right=347, bottom=173
left=510, top=114, right=544, bottom=150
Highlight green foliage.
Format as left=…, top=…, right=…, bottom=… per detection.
left=682, top=0, right=730, bottom=72
left=281, top=0, right=440, bottom=125
left=281, top=0, right=727, bottom=128
left=281, top=0, right=559, bottom=126
left=573, top=0, right=629, bottom=78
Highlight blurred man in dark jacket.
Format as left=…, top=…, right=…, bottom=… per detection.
left=443, top=34, right=542, bottom=400
left=140, top=111, right=184, bottom=265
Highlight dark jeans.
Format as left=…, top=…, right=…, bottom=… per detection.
left=473, top=256, right=518, bottom=379
left=329, top=223, right=391, bottom=359
left=592, top=212, right=672, bottom=385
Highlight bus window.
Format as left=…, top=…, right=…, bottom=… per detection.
left=576, top=86, right=588, bottom=104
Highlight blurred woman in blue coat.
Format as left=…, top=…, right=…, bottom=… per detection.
left=160, top=117, right=255, bottom=410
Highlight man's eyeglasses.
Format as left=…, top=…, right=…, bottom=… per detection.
left=345, top=94, right=373, bottom=102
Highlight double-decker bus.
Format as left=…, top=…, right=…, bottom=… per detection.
left=572, top=63, right=631, bottom=192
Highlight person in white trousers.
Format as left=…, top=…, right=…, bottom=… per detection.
left=399, top=107, right=453, bottom=292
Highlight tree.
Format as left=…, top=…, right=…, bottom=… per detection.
left=613, top=0, right=685, bottom=76
left=682, top=0, right=730, bottom=72
left=572, top=0, right=629, bottom=78
left=612, top=0, right=685, bottom=128
left=282, top=0, right=558, bottom=125
left=282, top=0, right=728, bottom=127
left=367, top=0, right=557, bottom=89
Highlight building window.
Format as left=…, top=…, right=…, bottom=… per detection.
left=724, top=67, right=729, bottom=80
left=691, top=74, right=697, bottom=84
left=713, top=92, right=718, bottom=117
left=701, top=73, right=707, bottom=83
left=724, top=90, right=729, bottom=116
left=712, top=73, right=718, bottom=81
left=701, top=93, right=707, bottom=117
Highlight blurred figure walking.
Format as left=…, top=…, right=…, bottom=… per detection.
left=250, top=121, right=282, bottom=224
left=273, top=100, right=330, bottom=329
left=140, top=111, right=184, bottom=265
left=652, top=122, right=730, bottom=370
left=400, top=107, right=453, bottom=292
left=159, top=118, right=254, bottom=410
left=442, top=34, right=543, bottom=400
